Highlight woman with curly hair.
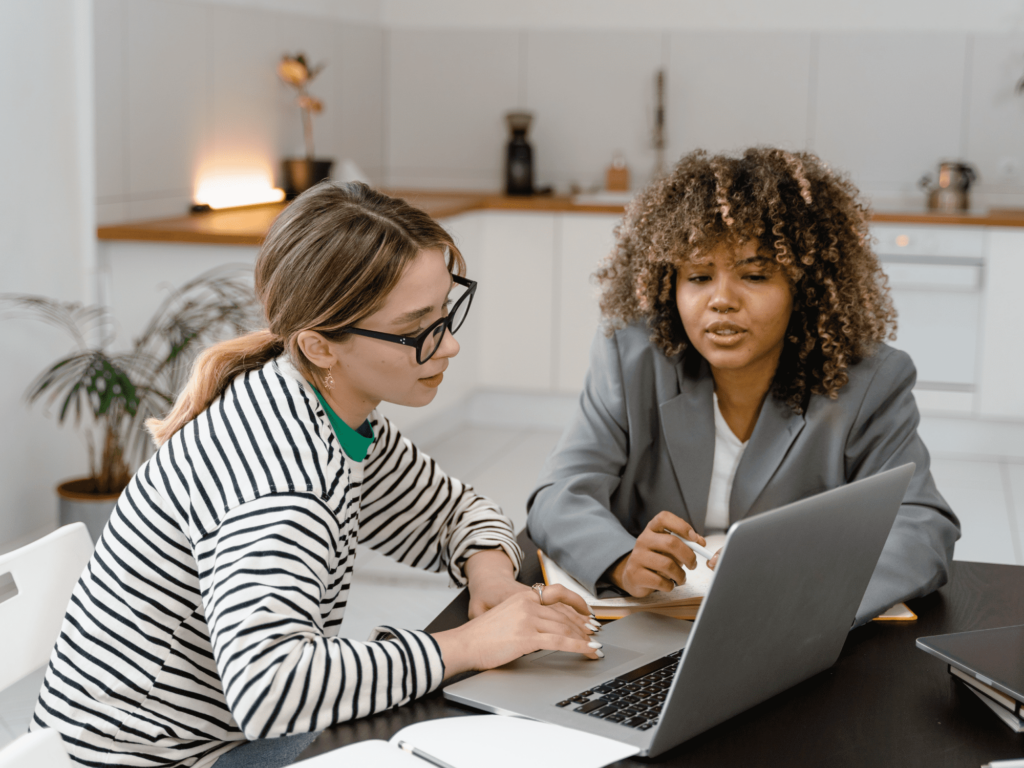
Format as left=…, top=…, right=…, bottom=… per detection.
left=527, top=147, right=960, bottom=626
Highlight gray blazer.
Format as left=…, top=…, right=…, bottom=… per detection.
left=527, top=322, right=960, bottom=625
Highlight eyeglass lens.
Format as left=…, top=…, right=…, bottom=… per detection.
left=419, top=287, right=473, bottom=363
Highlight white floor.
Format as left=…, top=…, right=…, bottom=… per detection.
left=3, top=413, right=1022, bottom=749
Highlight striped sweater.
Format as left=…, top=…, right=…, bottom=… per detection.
left=31, top=357, right=522, bottom=767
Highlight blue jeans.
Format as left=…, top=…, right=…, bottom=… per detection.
left=213, top=731, right=322, bottom=768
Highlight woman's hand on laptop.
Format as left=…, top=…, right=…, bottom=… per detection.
left=608, top=511, right=706, bottom=597
left=433, top=585, right=602, bottom=679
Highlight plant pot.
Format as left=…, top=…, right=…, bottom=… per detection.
left=282, top=159, right=334, bottom=197
left=57, top=478, right=121, bottom=543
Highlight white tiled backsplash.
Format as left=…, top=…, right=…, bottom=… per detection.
left=94, top=0, right=1024, bottom=223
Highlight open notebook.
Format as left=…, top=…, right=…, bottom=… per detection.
left=292, top=714, right=639, bottom=767
left=539, top=534, right=916, bottom=622
left=537, top=534, right=726, bottom=620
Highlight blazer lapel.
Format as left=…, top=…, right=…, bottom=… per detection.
left=730, top=395, right=805, bottom=522
left=659, top=356, right=715, bottom=534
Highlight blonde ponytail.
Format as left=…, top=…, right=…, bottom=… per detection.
left=146, top=181, right=462, bottom=447
left=146, top=329, right=283, bottom=446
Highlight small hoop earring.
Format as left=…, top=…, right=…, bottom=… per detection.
left=324, top=366, right=335, bottom=390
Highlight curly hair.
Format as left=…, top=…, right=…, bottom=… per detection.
left=596, top=147, right=897, bottom=413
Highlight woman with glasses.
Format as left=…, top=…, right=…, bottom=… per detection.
left=32, top=182, right=599, bottom=768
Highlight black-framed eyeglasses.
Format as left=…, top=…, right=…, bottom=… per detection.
left=340, top=275, right=477, bottom=365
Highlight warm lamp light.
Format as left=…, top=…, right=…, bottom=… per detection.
left=194, top=173, right=285, bottom=210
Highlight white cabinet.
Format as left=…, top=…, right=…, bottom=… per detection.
left=463, top=214, right=1024, bottom=423
left=978, top=229, right=1024, bottom=419
left=449, top=210, right=621, bottom=395
left=556, top=214, right=620, bottom=393
left=871, top=223, right=985, bottom=414
left=475, top=212, right=558, bottom=391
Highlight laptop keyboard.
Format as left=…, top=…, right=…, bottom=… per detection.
left=555, top=649, right=683, bottom=730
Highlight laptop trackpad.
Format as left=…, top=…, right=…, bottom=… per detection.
left=524, top=644, right=642, bottom=674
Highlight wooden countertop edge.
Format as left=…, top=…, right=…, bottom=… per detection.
left=871, top=211, right=1024, bottom=227
left=97, top=195, right=1024, bottom=246
left=96, top=227, right=265, bottom=246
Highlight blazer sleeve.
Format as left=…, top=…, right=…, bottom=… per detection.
left=527, top=330, right=641, bottom=593
left=358, top=414, right=523, bottom=587
left=846, top=348, right=961, bottom=625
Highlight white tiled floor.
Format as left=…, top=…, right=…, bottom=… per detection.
left=2, top=419, right=1021, bottom=750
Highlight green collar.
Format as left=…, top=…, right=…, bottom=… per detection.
left=311, top=387, right=375, bottom=462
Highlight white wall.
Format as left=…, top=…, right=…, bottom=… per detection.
left=0, top=0, right=95, bottom=550
left=95, top=1, right=1024, bottom=220
left=384, top=26, right=1024, bottom=207
left=95, top=0, right=385, bottom=223
left=381, top=0, right=1024, bottom=32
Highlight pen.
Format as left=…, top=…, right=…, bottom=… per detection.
left=397, top=739, right=458, bottom=768
left=664, top=529, right=717, bottom=561
left=983, top=760, right=1024, bottom=768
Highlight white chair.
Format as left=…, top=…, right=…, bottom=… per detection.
left=0, top=523, right=93, bottom=691
left=0, top=728, right=73, bottom=768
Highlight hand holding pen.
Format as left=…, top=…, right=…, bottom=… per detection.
left=607, top=510, right=710, bottom=597
left=663, top=530, right=723, bottom=570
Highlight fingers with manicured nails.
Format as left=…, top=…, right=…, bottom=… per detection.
left=549, top=602, right=598, bottom=633
left=538, top=633, right=603, bottom=659
left=540, top=583, right=592, bottom=618
left=432, top=588, right=607, bottom=677
left=535, top=617, right=590, bottom=643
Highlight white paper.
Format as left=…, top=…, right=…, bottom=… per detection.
left=389, top=715, right=639, bottom=768
left=293, top=739, right=422, bottom=766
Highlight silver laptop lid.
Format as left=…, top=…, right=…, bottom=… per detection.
left=649, top=462, right=914, bottom=755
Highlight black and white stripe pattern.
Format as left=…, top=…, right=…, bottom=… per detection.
left=31, top=357, right=521, bottom=767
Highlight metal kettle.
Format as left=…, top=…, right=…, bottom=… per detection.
left=919, top=162, right=977, bottom=212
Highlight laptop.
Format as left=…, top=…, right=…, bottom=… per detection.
left=444, top=463, right=915, bottom=757
left=917, top=625, right=1024, bottom=710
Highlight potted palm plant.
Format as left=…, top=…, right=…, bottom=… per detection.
left=1, top=267, right=259, bottom=541
left=278, top=52, right=332, bottom=196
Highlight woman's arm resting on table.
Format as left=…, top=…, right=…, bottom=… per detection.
left=847, top=348, right=961, bottom=626
left=203, top=494, right=446, bottom=739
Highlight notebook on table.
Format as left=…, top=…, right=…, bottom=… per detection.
left=537, top=534, right=726, bottom=620
left=445, top=464, right=914, bottom=758
left=539, top=536, right=916, bottom=622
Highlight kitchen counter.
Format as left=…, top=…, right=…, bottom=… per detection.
left=96, top=191, right=1024, bottom=246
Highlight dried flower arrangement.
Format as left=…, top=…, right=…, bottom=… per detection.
left=278, top=53, right=326, bottom=161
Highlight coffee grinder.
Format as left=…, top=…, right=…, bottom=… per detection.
left=505, top=111, right=534, bottom=196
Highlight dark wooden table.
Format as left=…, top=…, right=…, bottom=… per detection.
left=303, top=531, right=1024, bottom=766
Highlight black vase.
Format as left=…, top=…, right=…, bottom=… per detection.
left=282, top=159, right=334, bottom=197
left=505, top=112, right=534, bottom=196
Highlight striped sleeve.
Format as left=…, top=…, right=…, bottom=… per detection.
left=358, top=415, right=524, bottom=586
left=199, top=492, right=444, bottom=740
